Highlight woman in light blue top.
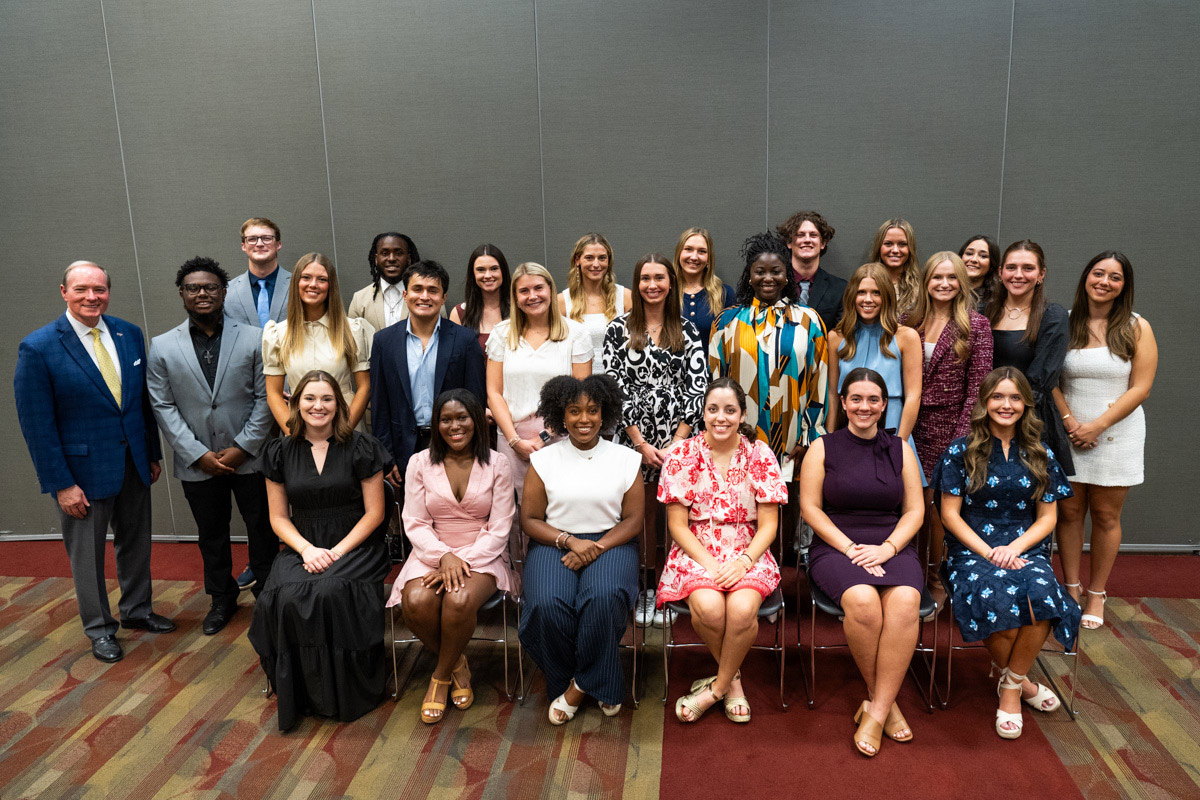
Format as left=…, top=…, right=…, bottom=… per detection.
left=827, top=263, right=924, bottom=481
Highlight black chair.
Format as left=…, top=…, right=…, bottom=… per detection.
left=797, top=551, right=938, bottom=711
left=661, top=534, right=788, bottom=709
left=936, top=560, right=1078, bottom=717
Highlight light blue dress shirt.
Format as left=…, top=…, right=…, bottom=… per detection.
left=406, top=317, right=441, bottom=426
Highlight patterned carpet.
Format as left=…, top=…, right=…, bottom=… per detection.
left=1, top=573, right=1197, bottom=799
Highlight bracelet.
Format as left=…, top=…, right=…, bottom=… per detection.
left=632, top=440, right=647, bottom=448
left=843, top=542, right=855, bottom=556
left=882, top=541, right=898, bottom=557
left=739, top=552, right=754, bottom=568
left=507, top=435, right=522, bottom=447
left=1062, top=413, right=1074, bottom=420
left=555, top=532, right=570, bottom=550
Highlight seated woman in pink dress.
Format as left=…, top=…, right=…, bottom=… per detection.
left=385, top=389, right=518, bottom=724
left=657, top=378, right=788, bottom=724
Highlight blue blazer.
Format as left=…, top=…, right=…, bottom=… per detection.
left=370, top=319, right=486, bottom=474
left=15, top=313, right=162, bottom=499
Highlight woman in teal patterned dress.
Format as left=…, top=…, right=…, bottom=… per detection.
left=934, top=367, right=1080, bottom=741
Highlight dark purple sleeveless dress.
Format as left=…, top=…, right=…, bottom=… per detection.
left=807, top=428, right=923, bottom=602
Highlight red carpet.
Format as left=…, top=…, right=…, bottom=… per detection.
left=659, top=569, right=1085, bottom=800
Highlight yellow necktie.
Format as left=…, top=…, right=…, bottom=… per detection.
left=89, top=327, right=122, bottom=406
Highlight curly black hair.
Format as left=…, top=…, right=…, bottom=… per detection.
left=175, top=255, right=231, bottom=288
left=537, top=374, right=623, bottom=436
left=734, top=231, right=798, bottom=306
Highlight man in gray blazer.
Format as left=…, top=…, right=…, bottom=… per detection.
left=224, top=217, right=291, bottom=328
left=148, top=256, right=277, bottom=634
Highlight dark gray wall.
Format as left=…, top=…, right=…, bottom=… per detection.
left=3, top=0, right=1195, bottom=548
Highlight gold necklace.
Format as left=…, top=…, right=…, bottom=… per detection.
left=1003, top=305, right=1027, bottom=320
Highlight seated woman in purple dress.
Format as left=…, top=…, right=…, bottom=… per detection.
left=385, top=389, right=518, bottom=724
left=800, top=367, right=925, bottom=757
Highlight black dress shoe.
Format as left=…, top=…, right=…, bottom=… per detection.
left=121, top=612, right=177, bottom=633
left=91, top=635, right=124, bottom=663
left=202, top=603, right=239, bottom=635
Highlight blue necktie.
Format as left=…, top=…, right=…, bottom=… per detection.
left=256, top=279, right=271, bottom=326
left=798, top=280, right=811, bottom=306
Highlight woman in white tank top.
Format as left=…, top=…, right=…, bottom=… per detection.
left=559, top=232, right=632, bottom=372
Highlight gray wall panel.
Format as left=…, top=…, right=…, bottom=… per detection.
left=316, top=0, right=543, bottom=301
left=768, top=0, right=1014, bottom=280
left=537, top=0, right=768, bottom=287
left=1, top=2, right=142, bottom=536
left=103, top=0, right=336, bottom=536
left=1001, top=0, right=1200, bottom=546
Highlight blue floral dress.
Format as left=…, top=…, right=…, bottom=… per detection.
left=933, top=437, right=1081, bottom=651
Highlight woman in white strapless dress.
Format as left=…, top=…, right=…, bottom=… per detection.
left=559, top=233, right=632, bottom=372
left=1052, top=251, right=1157, bottom=630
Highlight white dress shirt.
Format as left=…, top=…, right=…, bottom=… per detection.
left=381, top=280, right=405, bottom=329
left=66, top=311, right=122, bottom=382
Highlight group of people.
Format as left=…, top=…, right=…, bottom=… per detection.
left=15, top=211, right=1156, bottom=751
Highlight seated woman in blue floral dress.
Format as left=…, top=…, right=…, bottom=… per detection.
left=934, top=366, right=1080, bottom=740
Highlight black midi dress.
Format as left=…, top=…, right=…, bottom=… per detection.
left=248, top=432, right=389, bottom=732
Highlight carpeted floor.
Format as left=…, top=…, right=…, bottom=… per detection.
left=0, top=543, right=1197, bottom=799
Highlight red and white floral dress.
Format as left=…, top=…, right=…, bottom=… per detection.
left=655, top=435, right=788, bottom=604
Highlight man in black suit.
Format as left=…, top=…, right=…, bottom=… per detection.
left=370, top=260, right=486, bottom=487
left=776, top=210, right=846, bottom=333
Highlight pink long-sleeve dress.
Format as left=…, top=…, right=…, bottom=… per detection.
left=386, top=449, right=519, bottom=606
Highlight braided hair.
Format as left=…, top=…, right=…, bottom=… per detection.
left=368, top=232, right=419, bottom=299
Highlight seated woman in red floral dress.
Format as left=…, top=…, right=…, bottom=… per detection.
left=656, top=378, right=788, bottom=724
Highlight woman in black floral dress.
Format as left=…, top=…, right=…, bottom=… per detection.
left=603, top=253, right=707, bottom=623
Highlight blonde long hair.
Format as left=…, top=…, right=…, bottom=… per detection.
left=963, top=367, right=1049, bottom=498
left=507, top=262, right=569, bottom=349
left=870, top=218, right=919, bottom=311
left=673, top=226, right=726, bottom=317
left=906, top=252, right=976, bottom=364
left=565, top=233, right=618, bottom=322
left=834, top=263, right=898, bottom=361
left=280, top=253, right=357, bottom=369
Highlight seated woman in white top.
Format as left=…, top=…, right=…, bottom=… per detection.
left=263, top=252, right=374, bottom=432
left=386, top=389, right=518, bottom=724
left=519, top=375, right=643, bottom=725
left=487, top=262, right=592, bottom=501
left=558, top=233, right=633, bottom=372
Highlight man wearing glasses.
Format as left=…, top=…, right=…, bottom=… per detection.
left=148, top=257, right=276, bottom=634
left=224, top=217, right=289, bottom=590
left=225, top=217, right=290, bottom=329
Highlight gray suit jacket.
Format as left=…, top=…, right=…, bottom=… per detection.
left=147, top=318, right=273, bottom=481
left=224, top=268, right=291, bottom=327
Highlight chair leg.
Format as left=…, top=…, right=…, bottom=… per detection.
left=661, top=610, right=673, bottom=704
left=777, top=606, right=787, bottom=710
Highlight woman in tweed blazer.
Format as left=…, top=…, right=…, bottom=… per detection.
left=904, top=252, right=992, bottom=585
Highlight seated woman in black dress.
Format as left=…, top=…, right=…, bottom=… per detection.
left=248, top=369, right=390, bottom=733
left=519, top=375, right=643, bottom=725
left=800, top=367, right=925, bottom=757
left=934, top=367, right=1079, bottom=739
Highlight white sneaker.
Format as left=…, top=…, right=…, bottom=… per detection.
left=653, top=606, right=676, bottom=627
left=635, top=589, right=656, bottom=626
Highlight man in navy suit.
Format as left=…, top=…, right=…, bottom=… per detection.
left=15, top=261, right=175, bottom=663
left=370, top=260, right=486, bottom=487
left=776, top=210, right=846, bottom=333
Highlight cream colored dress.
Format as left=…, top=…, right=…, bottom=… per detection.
left=263, top=314, right=375, bottom=430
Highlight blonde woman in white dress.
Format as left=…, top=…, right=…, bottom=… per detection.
left=558, top=233, right=632, bottom=372
left=263, top=253, right=374, bottom=432
left=1052, top=251, right=1157, bottom=630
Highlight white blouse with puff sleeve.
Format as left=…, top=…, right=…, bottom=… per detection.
left=485, top=318, right=592, bottom=422
left=262, top=314, right=374, bottom=409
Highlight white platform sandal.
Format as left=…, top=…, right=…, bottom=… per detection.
left=995, top=669, right=1025, bottom=739
left=1081, top=589, right=1108, bottom=630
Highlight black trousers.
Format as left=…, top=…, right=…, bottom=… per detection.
left=181, top=472, right=277, bottom=603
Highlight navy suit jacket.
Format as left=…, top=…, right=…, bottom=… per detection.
left=805, top=267, right=847, bottom=333
left=370, top=319, right=486, bottom=474
left=15, top=313, right=162, bottom=499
